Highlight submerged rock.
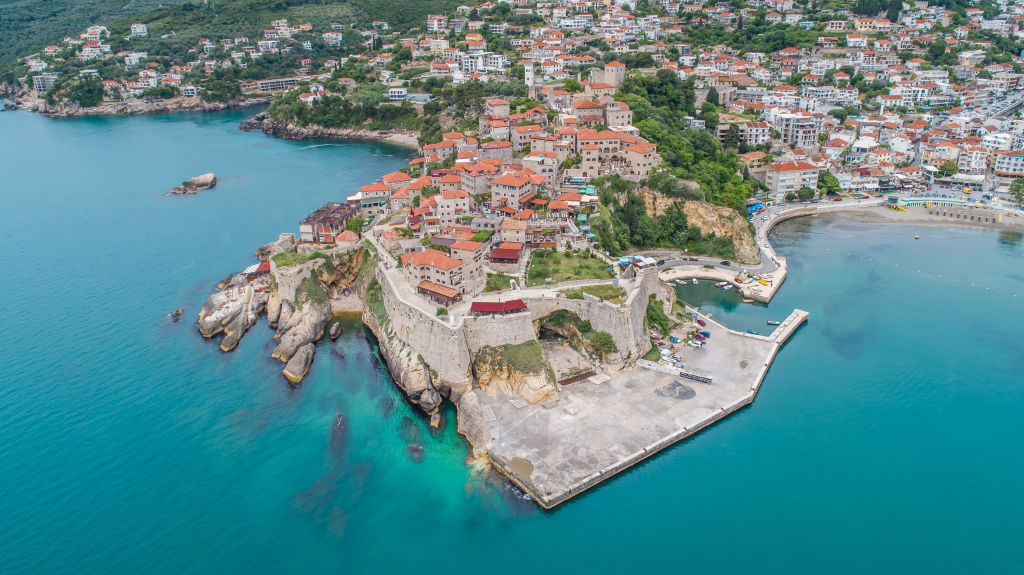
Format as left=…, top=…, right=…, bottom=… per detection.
left=406, top=444, right=424, bottom=463
left=283, top=343, right=316, bottom=385
left=329, top=322, right=342, bottom=340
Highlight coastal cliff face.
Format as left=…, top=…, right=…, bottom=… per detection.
left=240, top=113, right=417, bottom=145
left=22, top=95, right=270, bottom=117
left=634, top=186, right=759, bottom=265
left=472, top=342, right=557, bottom=405
left=681, top=201, right=759, bottom=264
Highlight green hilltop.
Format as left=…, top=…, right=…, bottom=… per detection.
left=1, top=0, right=458, bottom=67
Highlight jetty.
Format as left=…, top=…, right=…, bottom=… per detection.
left=482, top=308, right=808, bottom=509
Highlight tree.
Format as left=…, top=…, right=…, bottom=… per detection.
left=346, top=217, right=366, bottom=233
left=563, top=78, right=582, bottom=92
left=589, top=331, right=617, bottom=358
left=928, top=39, right=946, bottom=62
left=723, top=123, right=740, bottom=149
left=786, top=192, right=798, bottom=201
left=798, top=186, right=816, bottom=201
left=939, top=160, right=959, bottom=177
left=1010, top=178, right=1024, bottom=206
left=706, top=86, right=719, bottom=106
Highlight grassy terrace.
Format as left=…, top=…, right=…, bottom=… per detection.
left=485, top=273, right=518, bottom=293
left=271, top=250, right=329, bottom=268
left=560, top=284, right=625, bottom=302
left=526, top=249, right=614, bottom=287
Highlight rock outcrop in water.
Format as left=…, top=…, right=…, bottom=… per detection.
left=170, top=173, right=217, bottom=194
left=198, top=233, right=370, bottom=385
left=283, top=343, right=316, bottom=384
left=197, top=281, right=270, bottom=352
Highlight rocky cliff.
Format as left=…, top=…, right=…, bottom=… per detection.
left=472, top=342, right=557, bottom=405
left=29, top=95, right=270, bottom=117
left=240, top=113, right=417, bottom=146
left=681, top=201, right=759, bottom=264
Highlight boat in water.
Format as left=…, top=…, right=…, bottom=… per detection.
left=746, top=329, right=760, bottom=335
left=692, top=278, right=698, bottom=284
left=767, top=320, right=781, bottom=326
left=743, top=298, right=755, bottom=303
left=722, top=285, right=733, bottom=290
left=715, top=281, right=727, bottom=287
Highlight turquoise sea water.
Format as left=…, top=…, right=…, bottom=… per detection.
left=2, top=110, right=1023, bottom=574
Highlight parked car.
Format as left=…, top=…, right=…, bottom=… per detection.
left=720, top=260, right=731, bottom=266
left=687, top=257, right=698, bottom=261
left=833, top=197, right=843, bottom=201
left=696, top=319, right=706, bottom=326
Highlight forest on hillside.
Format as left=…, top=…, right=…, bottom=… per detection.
left=0, top=0, right=457, bottom=67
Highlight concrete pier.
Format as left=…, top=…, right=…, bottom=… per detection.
left=481, top=308, right=808, bottom=509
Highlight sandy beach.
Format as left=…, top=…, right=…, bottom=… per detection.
left=828, top=204, right=1024, bottom=232
left=381, top=131, right=420, bottom=149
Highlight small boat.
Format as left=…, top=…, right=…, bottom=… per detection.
left=715, top=281, right=727, bottom=287
left=914, top=233, right=920, bottom=240
left=692, top=278, right=698, bottom=285
left=746, top=329, right=760, bottom=335
left=758, top=279, right=769, bottom=285
left=767, top=320, right=781, bottom=326
left=722, top=285, right=733, bottom=290
left=743, top=298, right=755, bottom=303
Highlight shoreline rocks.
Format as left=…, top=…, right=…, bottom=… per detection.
left=283, top=343, right=316, bottom=385
left=240, top=113, right=418, bottom=148
left=26, top=95, right=271, bottom=118
left=170, top=173, right=217, bottom=195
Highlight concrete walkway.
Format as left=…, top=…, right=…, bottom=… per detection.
left=482, top=306, right=808, bottom=508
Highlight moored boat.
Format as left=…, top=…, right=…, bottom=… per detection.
left=743, top=298, right=755, bottom=303
left=746, top=329, right=760, bottom=335
left=722, top=285, right=733, bottom=290
left=767, top=320, right=781, bottom=326
left=715, top=281, right=727, bottom=287
left=692, top=278, right=698, bottom=284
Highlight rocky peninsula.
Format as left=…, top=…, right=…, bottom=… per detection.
left=197, top=233, right=369, bottom=385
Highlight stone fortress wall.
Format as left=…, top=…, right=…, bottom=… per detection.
left=374, top=265, right=664, bottom=392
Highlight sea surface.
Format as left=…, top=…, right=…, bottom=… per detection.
left=2, top=109, right=1023, bottom=574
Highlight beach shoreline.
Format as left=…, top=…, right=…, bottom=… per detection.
left=824, top=204, right=1024, bottom=232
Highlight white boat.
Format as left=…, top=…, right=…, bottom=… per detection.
left=722, top=285, right=733, bottom=290
left=692, top=278, right=698, bottom=285
left=715, top=281, right=728, bottom=287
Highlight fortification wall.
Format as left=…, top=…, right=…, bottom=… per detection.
left=376, top=267, right=473, bottom=385
left=520, top=268, right=658, bottom=360
left=462, top=312, right=538, bottom=354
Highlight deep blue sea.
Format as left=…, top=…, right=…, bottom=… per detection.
left=2, top=109, right=1023, bottom=574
